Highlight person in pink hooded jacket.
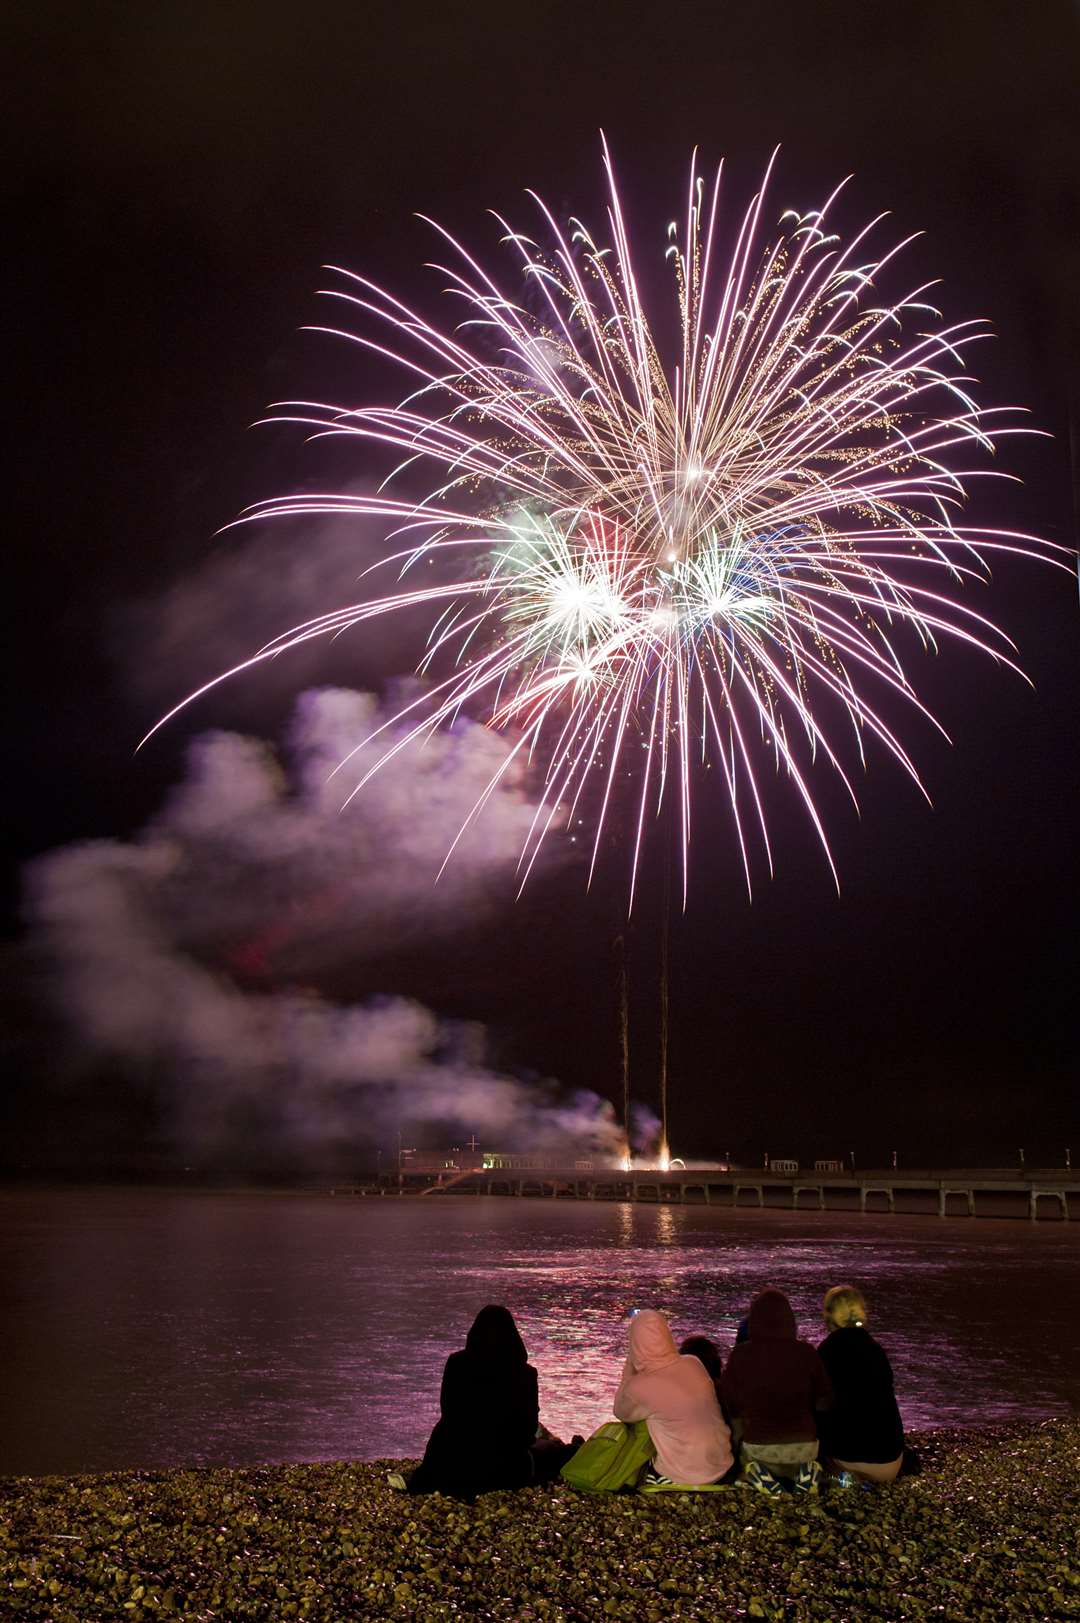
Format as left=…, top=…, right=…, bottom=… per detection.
left=613, top=1309, right=734, bottom=1486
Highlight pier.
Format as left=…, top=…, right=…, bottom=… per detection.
left=380, top=1166, right=1077, bottom=1219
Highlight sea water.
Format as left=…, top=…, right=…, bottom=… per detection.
left=2, top=1189, right=1077, bottom=1475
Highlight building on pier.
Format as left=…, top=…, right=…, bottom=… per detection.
left=481, top=1152, right=597, bottom=1171
left=396, top=1146, right=599, bottom=1181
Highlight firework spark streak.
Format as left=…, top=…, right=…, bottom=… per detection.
left=146, top=142, right=1068, bottom=905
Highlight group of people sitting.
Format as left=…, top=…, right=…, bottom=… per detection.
left=398, top=1284, right=910, bottom=1500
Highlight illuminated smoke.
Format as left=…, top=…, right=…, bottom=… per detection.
left=24, top=687, right=622, bottom=1167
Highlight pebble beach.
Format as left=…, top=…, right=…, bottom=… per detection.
left=3, top=1421, right=1078, bottom=1621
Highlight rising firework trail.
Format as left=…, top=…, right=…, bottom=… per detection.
left=146, top=140, right=1068, bottom=905
left=658, top=853, right=671, bottom=1172
left=614, top=933, right=631, bottom=1170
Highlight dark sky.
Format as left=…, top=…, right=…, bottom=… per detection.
left=5, top=0, right=1079, bottom=1171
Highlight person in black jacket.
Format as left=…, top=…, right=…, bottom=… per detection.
left=816, top=1285, right=905, bottom=1483
left=405, top=1304, right=573, bottom=1499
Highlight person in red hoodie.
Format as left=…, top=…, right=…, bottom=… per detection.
left=721, top=1288, right=834, bottom=1496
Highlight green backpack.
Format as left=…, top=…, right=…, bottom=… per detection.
left=560, top=1420, right=654, bottom=1493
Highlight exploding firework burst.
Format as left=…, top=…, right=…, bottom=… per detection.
left=148, top=141, right=1067, bottom=904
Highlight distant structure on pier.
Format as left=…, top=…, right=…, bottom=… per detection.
left=398, top=1147, right=483, bottom=1176
left=397, top=1145, right=600, bottom=1182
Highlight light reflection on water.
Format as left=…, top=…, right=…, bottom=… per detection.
left=2, top=1190, right=1077, bottom=1476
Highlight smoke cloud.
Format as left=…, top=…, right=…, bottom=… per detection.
left=119, top=500, right=447, bottom=716
left=23, top=686, right=625, bottom=1170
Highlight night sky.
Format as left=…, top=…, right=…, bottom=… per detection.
left=5, top=1, right=1079, bottom=1173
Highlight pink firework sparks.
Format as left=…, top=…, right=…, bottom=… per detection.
left=145, top=141, right=1069, bottom=906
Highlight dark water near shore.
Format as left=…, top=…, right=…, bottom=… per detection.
left=2, top=1189, right=1078, bottom=1477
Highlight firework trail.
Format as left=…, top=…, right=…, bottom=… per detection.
left=147, top=140, right=1067, bottom=905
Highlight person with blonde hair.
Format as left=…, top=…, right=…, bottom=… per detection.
left=816, top=1285, right=905, bottom=1484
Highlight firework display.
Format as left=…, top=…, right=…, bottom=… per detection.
left=148, top=142, right=1064, bottom=903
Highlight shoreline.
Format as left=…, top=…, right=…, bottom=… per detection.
left=4, top=1421, right=1078, bottom=1621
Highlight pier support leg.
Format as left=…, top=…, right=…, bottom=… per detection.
left=1029, top=1190, right=1068, bottom=1221
left=733, top=1185, right=764, bottom=1209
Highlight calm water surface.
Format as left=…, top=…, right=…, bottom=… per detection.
left=2, top=1189, right=1077, bottom=1476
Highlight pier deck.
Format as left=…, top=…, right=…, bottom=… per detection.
left=385, top=1167, right=1077, bottom=1218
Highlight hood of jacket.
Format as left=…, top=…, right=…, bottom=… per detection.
left=465, top=1304, right=527, bottom=1365
left=747, top=1288, right=797, bottom=1341
left=627, top=1309, right=680, bottom=1373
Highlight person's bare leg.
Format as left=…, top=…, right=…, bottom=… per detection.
left=833, top=1454, right=902, bottom=1483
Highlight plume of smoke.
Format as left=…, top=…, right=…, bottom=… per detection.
left=630, top=1100, right=663, bottom=1155
left=23, top=687, right=619, bottom=1168
left=119, top=499, right=441, bottom=714
left=143, top=683, right=553, bottom=968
